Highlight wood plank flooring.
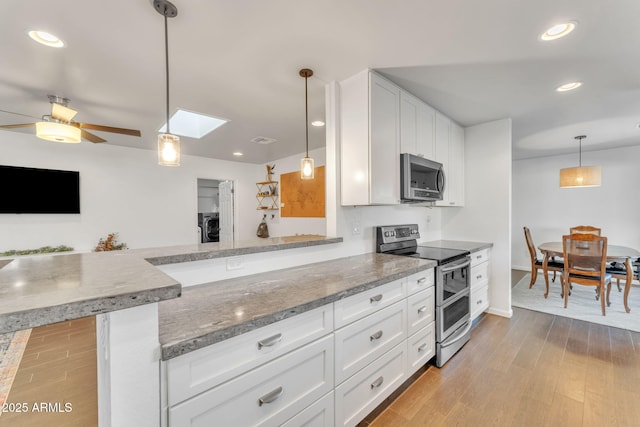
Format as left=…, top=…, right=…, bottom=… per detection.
left=0, top=317, right=97, bottom=427
left=368, top=307, right=640, bottom=427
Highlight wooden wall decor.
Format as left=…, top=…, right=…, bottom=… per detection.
left=280, top=166, right=325, bottom=218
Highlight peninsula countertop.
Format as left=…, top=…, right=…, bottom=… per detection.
left=0, top=235, right=343, bottom=333
left=158, top=253, right=437, bottom=360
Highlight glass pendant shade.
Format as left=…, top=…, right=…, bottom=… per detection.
left=35, top=122, right=81, bottom=143
left=158, top=133, right=180, bottom=166
left=301, top=156, right=314, bottom=179
left=559, top=166, right=601, bottom=188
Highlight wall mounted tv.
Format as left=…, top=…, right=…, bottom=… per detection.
left=1, top=165, right=80, bottom=214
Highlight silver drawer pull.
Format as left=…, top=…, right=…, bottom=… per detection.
left=477, top=299, right=483, bottom=305
left=370, top=294, right=383, bottom=303
left=417, top=277, right=427, bottom=284
left=257, top=333, right=282, bottom=349
left=258, top=386, right=283, bottom=406
left=370, top=330, right=383, bottom=341
left=417, top=306, right=428, bottom=314
left=418, top=343, right=428, bottom=353
left=476, top=255, right=482, bottom=259
left=370, top=376, right=384, bottom=389
left=476, top=275, right=482, bottom=280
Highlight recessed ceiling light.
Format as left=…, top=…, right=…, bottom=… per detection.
left=540, top=22, right=576, bottom=41
left=232, top=151, right=243, bottom=156
left=158, top=109, right=228, bottom=138
left=28, top=30, right=64, bottom=48
left=311, top=120, right=325, bottom=127
left=556, top=81, right=582, bottom=92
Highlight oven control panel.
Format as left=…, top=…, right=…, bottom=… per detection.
left=376, top=224, right=420, bottom=244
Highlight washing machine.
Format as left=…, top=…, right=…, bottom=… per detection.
left=201, top=213, right=220, bottom=242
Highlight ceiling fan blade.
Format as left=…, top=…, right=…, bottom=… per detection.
left=0, top=123, right=37, bottom=129
left=81, top=130, right=106, bottom=143
left=51, top=103, right=78, bottom=122
left=75, top=123, right=141, bottom=137
left=0, top=109, right=41, bottom=120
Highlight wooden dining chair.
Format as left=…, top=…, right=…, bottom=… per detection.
left=562, top=233, right=611, bottom=316
left=523, top=227, right=563, bottom=288
left=569, top=225, right=601, bottom=235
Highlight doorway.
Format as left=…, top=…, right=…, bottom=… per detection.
left=197, top=179, right=234, bottom=243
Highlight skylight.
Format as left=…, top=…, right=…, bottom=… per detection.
left=159, top=109, right=228, bottom=139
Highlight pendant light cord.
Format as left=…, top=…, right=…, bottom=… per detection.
left=164, top=13, right=170, bottom=134
left=304, top=74, right=309, bottom=157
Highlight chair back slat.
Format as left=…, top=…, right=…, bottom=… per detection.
left=523, top=227, right=538, bottom=260
left=562, top=233, right=608, bottom=280
left=569, top=225, right=602, bottom=236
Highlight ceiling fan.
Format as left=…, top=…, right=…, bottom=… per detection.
left=0, top=95, right=141, bottom=143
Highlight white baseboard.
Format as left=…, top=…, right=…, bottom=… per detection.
left=511, top=265, right=530, bottom=272
left=486, top=306, right=513, bottom=318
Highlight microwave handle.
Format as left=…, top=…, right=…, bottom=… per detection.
left=437, top=168, right=446, bottom=193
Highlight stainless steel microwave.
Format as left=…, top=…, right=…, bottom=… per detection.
left=400, top=153, right=445, bottom=202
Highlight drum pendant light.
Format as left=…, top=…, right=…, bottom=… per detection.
left=299, top=68, right=314, bottom=180
left=560, top=135, right=601, bottom=188
left=154, top=0, right=180, bottom=166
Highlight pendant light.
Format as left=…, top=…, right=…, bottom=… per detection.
left=559, top=135, right=601, bottom=188
left=299, top=68, right=314, bottom=180
left=154, top=0, right=180, bottom=166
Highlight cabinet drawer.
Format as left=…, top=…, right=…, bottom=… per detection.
left=470, top=283, right=489, bottom=321
left=282, top=391, right=334, bottom=427
left=334, top=279, right=405, bottom=328
left=334, top=300, right=406, bottom=385
left=470, top=261, right=489, bottom=288
left=470, top=248, right=490, bottom=267
left=166, top=304, right=333, bottom=406
left=406, top=269, right=434, bottom=295
left=169, top=335, right=334, bottom=427
left=335, top=342, right=407, bottom=427
left=407, top=287, right=435, bottom=336
left=407, top=323, right=435, bottom=375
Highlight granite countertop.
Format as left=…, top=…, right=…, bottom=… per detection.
left=420, top=240, right=493, bottom=253
left=0, top=235, right=343, bottom=334
left=158, top=253, right=437, bottom=360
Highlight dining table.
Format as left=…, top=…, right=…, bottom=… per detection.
left=538, top=241, right=640, bottom=313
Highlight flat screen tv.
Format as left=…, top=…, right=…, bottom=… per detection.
left=0, top=165, right=80, bottom=214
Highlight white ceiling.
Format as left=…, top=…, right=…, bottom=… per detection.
left=2, top=0, right=639, bottom=163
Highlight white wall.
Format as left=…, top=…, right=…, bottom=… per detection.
left=442, top=119, right=512, bottom=318
left=261, top=147, right=327, bottom=237
left=0, top=131, right=263, bottom=252
left=512, top=144, right=640, bottom=270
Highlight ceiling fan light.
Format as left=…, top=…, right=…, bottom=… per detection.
left=301, top=156, right=314, bottom=180
left=158, top=133, right=180, bottom=166
left=560, top=166, right=601, bottom=188
left=36, top=122, right=81, bottom=143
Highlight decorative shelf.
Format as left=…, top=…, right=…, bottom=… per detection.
left=256, top=181, right=279, bottom=211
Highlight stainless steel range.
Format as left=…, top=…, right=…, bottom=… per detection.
left=376, top=224, right=472, bottom=367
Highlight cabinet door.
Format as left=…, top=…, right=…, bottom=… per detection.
left=416, top=102, right=435, bottom=160
left=434, top=112, right=450, bottom=205
left=400, top=90, right=419, bottom=155
left=449, top=121, right=465, bottom=206
left=369, top=73, right=400, bottom=205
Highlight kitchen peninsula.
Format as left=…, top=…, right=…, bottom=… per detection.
left=0, top=234, right=440, bottom=427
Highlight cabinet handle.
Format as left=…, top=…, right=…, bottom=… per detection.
left=258, top=386, right=283, bottom=406
left=476, top=275, right=482, bottom=280
left=417, top=306, right=428, bottom=314
left=370, top=330, right=384, bottom=341
left=476, top=255, right=482, bottom=260
left=370, top=376, right=384, bottom=389
left=417, top=277, right=427, bottom=284
left=418, top=343, right=428, bottom=353
left=477, top=299, right=483, bottom=305
left=370, top=294, right=383, bottom=303
left=257, top=333, right=282, bottom=350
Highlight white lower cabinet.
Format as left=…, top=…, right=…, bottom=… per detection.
left=470, top=248, right=491, bottom=321
left=335, top=342, right=407, bottom=427
left=334, top=300, right=407, bottom=384
left=169, top=335, right=334, bottom=427
left=407, top=287, right=435, bottom=336
left=407, top=323, right=435, bottom=375
left=282, top=392, right=334, bottom=427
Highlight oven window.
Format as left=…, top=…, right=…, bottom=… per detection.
left=442, top=294, right=470, bottom=334
left=442, top=264, right=469, bottom=303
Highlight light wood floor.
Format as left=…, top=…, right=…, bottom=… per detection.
left=368, top=307, right=640, bottom=426
left=0, top=317, right=97, bottom=427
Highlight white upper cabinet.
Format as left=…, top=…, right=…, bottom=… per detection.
left=341, top=70, right=400, bottom=206
left=435, top=113, right=464, bottom=206
left=400, top=91, right=435, bottom=160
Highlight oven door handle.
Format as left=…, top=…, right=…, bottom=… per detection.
left=441, top=322, right=472, bottom=349
left=440, top=259, right=471, bottom=273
